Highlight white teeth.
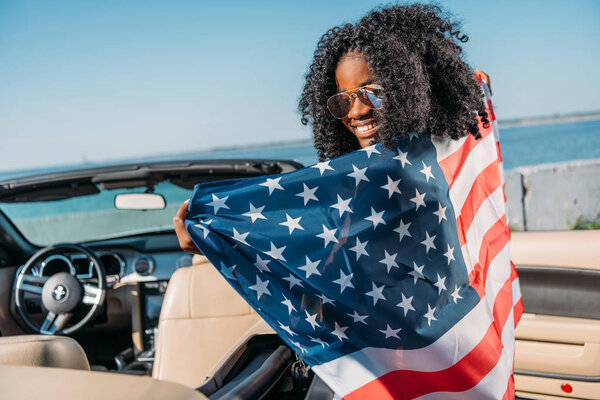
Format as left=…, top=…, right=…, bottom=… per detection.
left=356, top=122, right=377, bottom=132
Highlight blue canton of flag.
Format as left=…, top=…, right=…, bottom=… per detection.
left=185, top=134, right=479, bottom=368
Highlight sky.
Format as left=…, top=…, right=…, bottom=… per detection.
left=1, top=0, right=599, bottom=172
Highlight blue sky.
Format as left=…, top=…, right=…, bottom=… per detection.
left=1, top=0, right=599, bottom=171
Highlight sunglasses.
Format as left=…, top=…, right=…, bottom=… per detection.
left=327, top=84, right=384, bottom=119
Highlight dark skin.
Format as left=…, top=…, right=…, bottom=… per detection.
left=336, top=52, right=380, bottom=149
left=173, top=51, right=376, bottom=254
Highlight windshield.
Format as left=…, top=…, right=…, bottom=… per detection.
left=0, top=182, right=192, bottom=246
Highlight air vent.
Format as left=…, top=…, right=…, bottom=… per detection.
left=133, top=255, right=155, bottom=275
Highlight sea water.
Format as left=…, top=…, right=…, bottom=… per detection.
left=176, top=119, right=600, bottom=170
left=1, top=119, right=599, bottom=240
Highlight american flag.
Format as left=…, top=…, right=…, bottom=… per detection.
left=185, top=81, right=522, bottom=399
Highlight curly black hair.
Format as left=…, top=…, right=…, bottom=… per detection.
left=299, top=3, right=489, bottom=161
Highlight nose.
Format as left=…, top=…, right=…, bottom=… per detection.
left=346, top=95, right=371, bottom=121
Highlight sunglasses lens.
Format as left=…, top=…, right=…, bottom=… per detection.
left=358, top=87, right=384, bottom=109
left=327, top=94, right=351, bottom=119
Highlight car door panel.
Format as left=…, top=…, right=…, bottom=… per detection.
left=512, top=231, right=600, bottom=400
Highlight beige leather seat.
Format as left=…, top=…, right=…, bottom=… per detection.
left=0, top=334, right=90, bottom=370
left=152, top=255, right=267, bottom=388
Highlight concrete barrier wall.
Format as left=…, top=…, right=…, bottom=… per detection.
left=505, top=159, right=600, bottom=231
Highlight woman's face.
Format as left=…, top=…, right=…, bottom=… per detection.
left=335, top=52, right=380, bottom=148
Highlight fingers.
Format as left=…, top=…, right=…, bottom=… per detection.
left=176, top=199, right=189, bottom=219
left=173, top=200, right=201, bottom=255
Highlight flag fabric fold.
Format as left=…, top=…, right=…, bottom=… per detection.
left=185, top=82, right=521, bottom=399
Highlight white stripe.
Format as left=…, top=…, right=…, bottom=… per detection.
left=416, top=310, right=516, bottom=400
left=461, top=186, right=505, bottom=272
left=431, top=135, right=467, bottom=162
left=449, top=133, right=498, bottom=217
left=512, top=277, right=521, bottom=306
left=312, top=244, right=512, bottom=397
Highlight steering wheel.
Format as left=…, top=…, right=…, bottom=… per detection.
left=13, top=244, right=107, bottom=335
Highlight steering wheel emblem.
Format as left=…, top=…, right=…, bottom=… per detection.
left=52, top=285, right=68, bottom=302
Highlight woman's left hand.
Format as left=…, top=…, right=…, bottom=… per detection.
left=173, top=200, right=202, bottom=255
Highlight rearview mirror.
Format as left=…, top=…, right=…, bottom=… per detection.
left=114, top=193, right=166, bottom=210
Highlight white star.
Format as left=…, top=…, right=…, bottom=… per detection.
left=421, top=231, right=437, bottom=254
left=253, top=254, right=271, bottom=273
left=379, top=250, right=399, bottom=273
left=380, top=175, right=401, bottom=198
left=290, top=340, right=307, bottom=354
left=347, top=164, right=370, bottom=187
left=364, top=207, right=386, bottom=229
left=316, top=293, right=335, bottom=306
left=396, top=293, right=415, bottom=316
left=349, top=237, right=369, bottom=260
left=194, top=223, right=210, bottom=239
left=278, top=322, right=297, bottom=337
left=332, top=270, right=354, bottom=293
left=379, top=324, right=401, bottom=339
left=311, top=160, right=334, bottom=175
left=393, top=219, right=412, bottom=242
left=207, top=194, right=230, bottom=214
left=264, top=242, right=286, bottom=261
left=408, top=132, right=419, bottom=141
left=243, top=203, right=267, bottom=223
left=410, top=189, right=426, bottom=211
left=330, top=322, right=349, bottom=341
left=281, top=295, right=297, bottom=315
left=298, top=256, right=321, bottom=278
left=290, top=340, right=308, bottom=354
left=232, top=228, right=249, bottom=245
left=330, top=195, right=353, bottom=217
left=219, top=262, right=237, bottom=281
left=424, top=304, right=437, bottom=326
left=360, top=144, right=381, bottom=158
left=309, top=336, right=328, bottom=348
left=420, top=161, right=435, bottom=182
left=434, top=274, right=447, bottom=294
left=259, top=177, right=284, bottom=195
left=304, top=310, right=321, bottom=330
left=450, top=285, right=463, bottom=303
left=282, top=274, right=304, bottom=290
left=347, top=311, right=368, bottom=325
left=316, top=225, right=339, bottom=247
left=393, top=149, right=412, bottom=168
left=444, top=244, right=455, bottom=265
left=249, top=275, right=270, bottom=300
left=433, top=202, right=447, bottom=223
left=365, top=282, right=386, bottom=305
left=279, top=213, right=304, bottom=234
left=409, top=262, right=425, bottom=284
left=296, top=183, right=319, bottom=205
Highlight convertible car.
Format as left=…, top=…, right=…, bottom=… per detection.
left=0, top=159, right=597, bottom=400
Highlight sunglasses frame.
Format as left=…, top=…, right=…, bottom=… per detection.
left=327, top=84, right=384, bottom=119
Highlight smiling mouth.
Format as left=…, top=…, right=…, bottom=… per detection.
left=353, top=121, right=379, bottom=137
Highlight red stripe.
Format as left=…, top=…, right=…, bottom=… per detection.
left=496, top=141, right=503, bottom=162
left=487, top=99, right=496, bottom=121
left=343, top=275, right=515, bottom=400
left=438, top=119, right=494, bottom=187
left=469, top=216, right=510, bottom=298
left=502, top=373, right=515, bottom=400
left=458, top=161, right=503, bottom=235
left=513, top=299, right=524, bottom=328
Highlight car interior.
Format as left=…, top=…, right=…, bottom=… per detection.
left=0, top=160, right=597, bottom=400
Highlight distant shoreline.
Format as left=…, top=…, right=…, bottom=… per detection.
left=200, top=111, right=600, bottom=154
left=498, top=111, right=600, bottom=128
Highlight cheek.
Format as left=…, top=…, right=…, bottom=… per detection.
left=341, top=117, right=352, bottom=132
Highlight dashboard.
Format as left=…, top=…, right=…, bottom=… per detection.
left=17, top=233, right=195, bottom=354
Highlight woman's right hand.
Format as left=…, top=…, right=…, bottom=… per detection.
left=173, top=200, right=202, bottom=255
